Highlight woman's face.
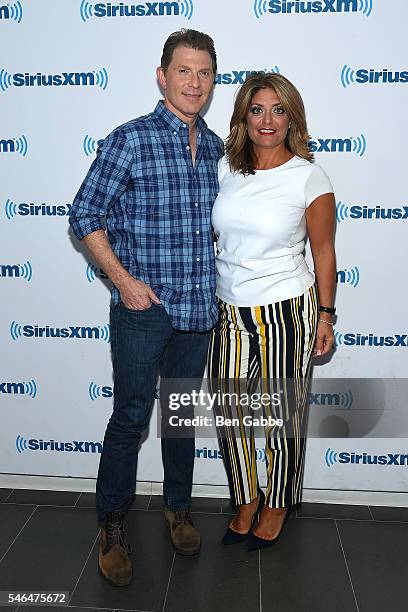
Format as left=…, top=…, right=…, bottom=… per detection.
left=246, top=88, right=290, bottom=153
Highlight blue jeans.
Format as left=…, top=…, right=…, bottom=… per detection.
left=96, top=302, right=210, bottom=523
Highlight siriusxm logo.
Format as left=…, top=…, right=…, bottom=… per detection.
left=89, top=382, right=113, bottom=400
left=4, top=199, right=71, bottom=220
left=215, top=67, right=280, bottom=85
left=253, top=0, right=372, bottom=18
left=335, top=331, right=408, bottom=348
left=10, top=321, right=110, bottom=342
left=336, top=266, right=360, bottom=287
left=336, top=202, right=408, bottom=223
left=0, top=261, right=32, bottom=281
left=0, top=135, right=28, bottom=156
left=0, top=68, right=108, bottom=91
left=0, top=1, right=23, bottom=21
left=308, top=134, right=366, bottom=156
left=83, top=135, right=103, bottom=156
left=309, top=390, right=353, bottom=408
left=325, top=448, right=408, bottom=468
left=86, top=263, right=108, bottom=283
left=16, top=434, right=102, bottom=454
left=80, top=0, right=193, bottom=20
left=341, top=65, right=408, bottom=88
left=1, top=380, right=37, bottom=398
left=195, top=446, right=266, bottom=462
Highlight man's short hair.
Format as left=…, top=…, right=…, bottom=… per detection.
left=161, top=29, right=217, bottom=76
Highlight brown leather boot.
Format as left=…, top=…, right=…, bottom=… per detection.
left=98, top=511, right=132, bottom=586
left=165, top=509, right=201, bottom=555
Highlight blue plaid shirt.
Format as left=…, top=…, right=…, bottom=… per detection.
left=70, top=101, right=223, bottom=331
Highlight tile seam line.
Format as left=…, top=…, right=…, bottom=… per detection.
left=0, top=504, right=38, bottom=565
left=2, top=502, right=91, bottom=509
left=69, top=531, right=99, bottom=605
left=296, top=516, right=379, bottom=522
left=2, top=489, right=15, bottom=502
left=161, top=551, right=176, bottom=612
left=335, top=519, right=360, bottom=612
left=74, top=492, right=82, bottom=508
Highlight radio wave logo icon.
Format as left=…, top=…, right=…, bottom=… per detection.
left=0, top=68, right=12, bottom=90
left=10, top=320, right=22, bottom=341
left=89, top=381, right=102, bottom=401
left=16, top=434, right=28, bottom=453
left=99, top=325, right=110, bottom=342
left=5, top=199, right=17, bottom=220
left=80, top=0, right=93, bottom=20
left=95, top=67, right=109, bottom=90
left=336, top=201, right=349, bottom=223
left=85, top=262, right=108, bottom=282
left=340, top=390, right=353, bottom=409
left=337, top=266, right=360, bottom=287
left=86, top=262, right=98, bottom=283
left=0, top=1, right=23, bottom=22
left=325, top=448, right=338, bottom=467
left=24, top=379, right=37, bottom=398
left=19, top=261, right=33, bottom=281
left=341, top=64, right=355, bottom=88
left=83, top=134, right=102, bottom=156
left=334, top=331, right=343, bottom=346
left=359, top=0, right=372, bottom=16
left=14, top=134, right=28, bottom=156
left=179, top=0, right=193, bottom=19
left=256, top=448, right=266, bottom=463
left=352, top=134, right=366, bottom=157
left=253, top=0, right=268, bottom=18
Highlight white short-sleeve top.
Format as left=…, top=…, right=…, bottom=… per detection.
left=211, top=155, right=333, bottom=307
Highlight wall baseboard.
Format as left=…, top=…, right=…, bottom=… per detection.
left=1, top=473, right=407, bottom=508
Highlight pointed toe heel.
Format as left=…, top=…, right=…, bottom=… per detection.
left=246, top=506, right=291, bottom=552
left=221, top=526, right=250, bottom=545
left=221, top=489, right=265, bottom=545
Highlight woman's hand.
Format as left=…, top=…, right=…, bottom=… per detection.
left=313, top=317, right=334, bottom=357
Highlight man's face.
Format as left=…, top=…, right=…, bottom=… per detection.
left=157, top=45, right=214, bottom=123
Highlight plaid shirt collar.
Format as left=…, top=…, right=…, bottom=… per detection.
left=153, top=100, right=208, bottom=136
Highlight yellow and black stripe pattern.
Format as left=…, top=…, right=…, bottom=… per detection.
left=207, top=285, right=318, bottom=508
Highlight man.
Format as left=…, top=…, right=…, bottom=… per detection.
left=69, top=29, right=223, bottom=586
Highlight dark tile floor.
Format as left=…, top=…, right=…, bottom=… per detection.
left=0, top=488, right=407, bottom=612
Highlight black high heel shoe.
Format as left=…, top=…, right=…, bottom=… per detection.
left=221, top=490, right=265, bottom=545
left=246, top=506, right=292, bottom=551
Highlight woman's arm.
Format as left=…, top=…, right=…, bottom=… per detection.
left=305, top=192, right=336, bottom=356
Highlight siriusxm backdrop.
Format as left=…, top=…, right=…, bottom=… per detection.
left=1, top=0, right=408, bottom=500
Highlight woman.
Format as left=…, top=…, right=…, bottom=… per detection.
left=208, top=72, right=336, bottom=551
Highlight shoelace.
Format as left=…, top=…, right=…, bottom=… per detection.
left=174, top=510, right=193, bottom=526
left=106, top=512, right=132, bottom=554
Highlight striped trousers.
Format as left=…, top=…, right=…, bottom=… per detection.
left=207, top=285, right=318, bottom=508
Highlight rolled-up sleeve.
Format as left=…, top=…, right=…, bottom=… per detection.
left=69, top=128, right=133, bottom=240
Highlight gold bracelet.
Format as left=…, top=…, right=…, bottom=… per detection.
left=318, top=318, right=334, bottom=327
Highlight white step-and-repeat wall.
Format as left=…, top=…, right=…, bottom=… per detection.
left=1, top=0, right=407, bottom=497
